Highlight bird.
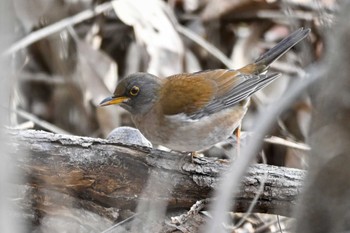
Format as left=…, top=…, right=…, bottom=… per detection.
left=100, top=28, right=310, bottom=153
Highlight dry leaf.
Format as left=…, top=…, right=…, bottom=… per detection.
left=75, top=37, right=118, bottom=104
left=112, top=0, right=184, bottom=76
left=264, top=136, right=310, bottom=151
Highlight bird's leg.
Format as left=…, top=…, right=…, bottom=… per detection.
left=191, top=151, right=197, bottom=162
left=191, top=151, right=200, bottom=162
left=234, top=125, right=241, bottom=157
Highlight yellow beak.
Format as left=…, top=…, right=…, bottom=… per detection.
left=99, top=96, right=129, bottom=106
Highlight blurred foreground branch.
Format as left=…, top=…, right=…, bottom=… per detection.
left=9, top=129, right=304, bottom=227
left=294, top=1, right=350, bottom=232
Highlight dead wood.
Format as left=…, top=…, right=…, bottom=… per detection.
left=9, top=129, right=305, bottom=225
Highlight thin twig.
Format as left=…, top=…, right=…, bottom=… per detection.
left=16, top=109, right=71, bottom=135
left=254, top=217, right=290, bottom=233
left=3, top=1, right=113, bottom=56
left=10, top=121, right=34, bottom=130
left=256, top=10, right=315, bottom=21
left=176, top=24, right=233, bottom=68
left=230, top=152, right=268, bottom=230
left=170, top=199, right=209, bottom=225
left=100, top=213, right=141, bottom=233
left=264, top=136, right=310, bottom=151
left=277, top=215, right=283, bottom=233
left=19, top=73, right=66, bottom=85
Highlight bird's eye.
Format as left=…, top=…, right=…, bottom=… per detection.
left=129, top=86, right=140, bottom=96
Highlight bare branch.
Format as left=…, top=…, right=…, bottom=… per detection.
left=3, top=1, right=113, bottom=55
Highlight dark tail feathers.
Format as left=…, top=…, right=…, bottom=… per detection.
left=254, top=28, right=310, bottom=72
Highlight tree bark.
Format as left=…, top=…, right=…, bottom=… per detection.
left=9, top=129, right=305, bottom=225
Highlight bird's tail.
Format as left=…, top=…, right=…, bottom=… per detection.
left=241, top=28, right=310, bottom=74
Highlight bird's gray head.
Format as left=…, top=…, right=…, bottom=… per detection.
left=99, top=72, right=162, bottom=115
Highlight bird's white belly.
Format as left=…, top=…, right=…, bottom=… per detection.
left=133, top=105, right=247, bottom=152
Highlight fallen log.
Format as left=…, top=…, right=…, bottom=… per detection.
left=8, top=129, right=305, bottom=226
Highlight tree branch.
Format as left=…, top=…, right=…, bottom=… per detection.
left=9, top=129, right=305, bottom=223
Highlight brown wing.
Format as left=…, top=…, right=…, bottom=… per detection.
left=160, top=69, right=280, bottom=119
left=190, top=72, right=280, bottom=119
left=160, top=73, right=215, bottom=115
left=160, top=69, right=243, bottom=116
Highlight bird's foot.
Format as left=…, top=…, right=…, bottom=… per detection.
left=190, top=151, right=203, bottom=163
